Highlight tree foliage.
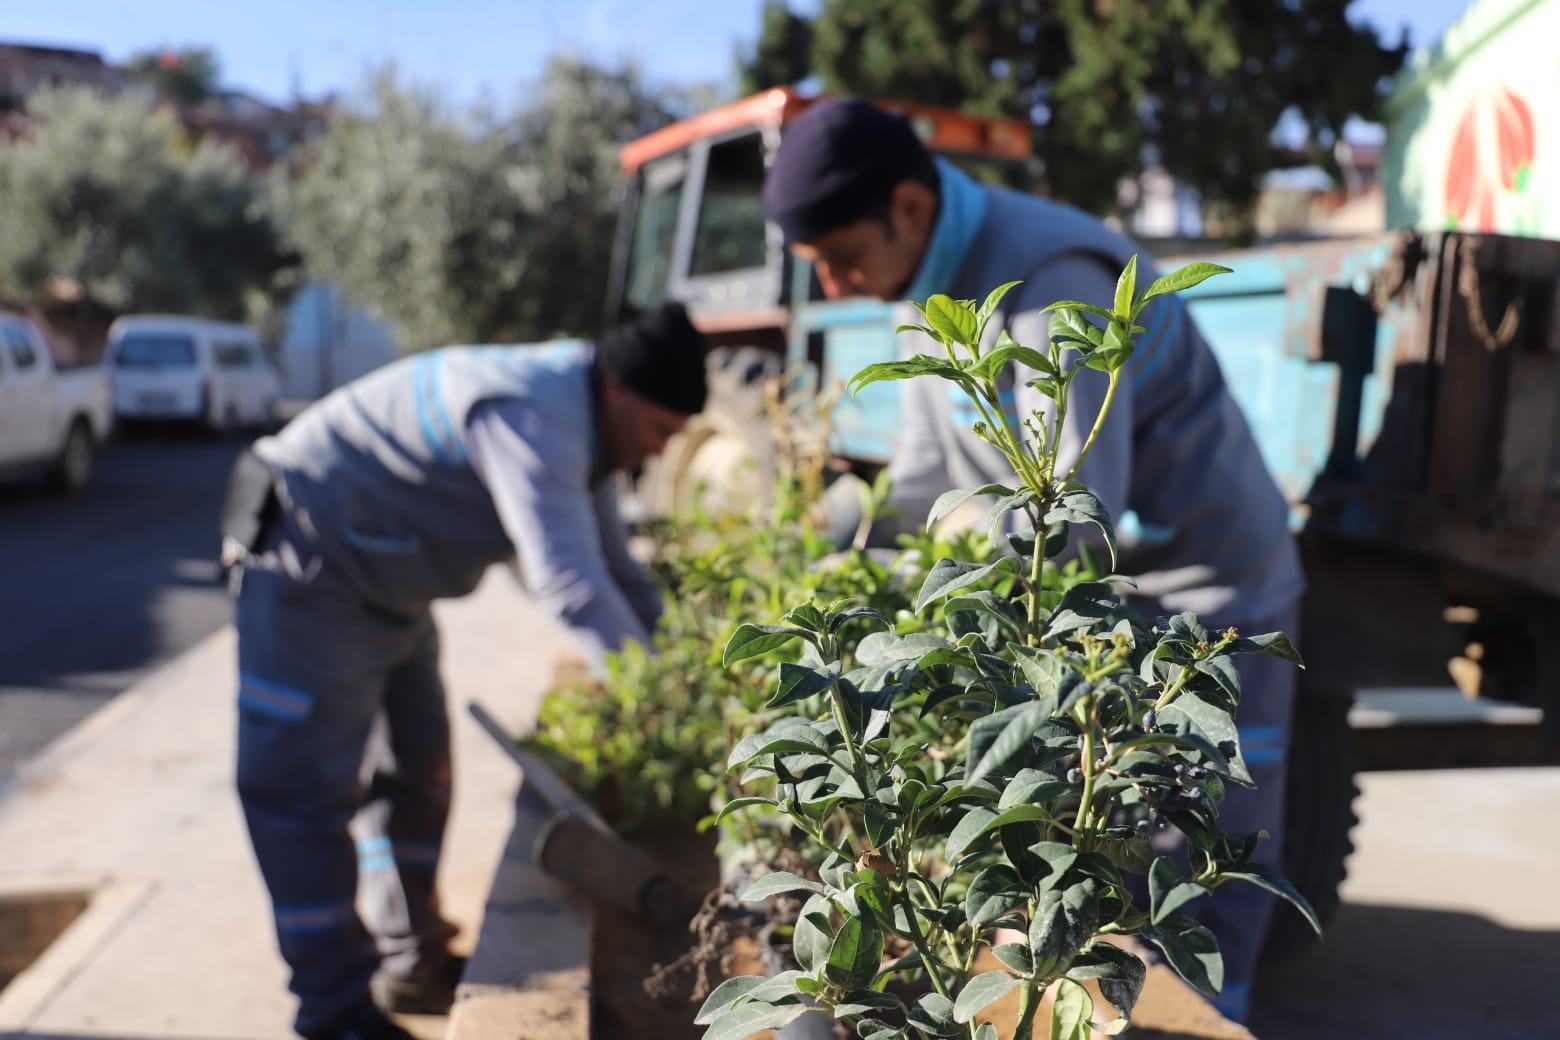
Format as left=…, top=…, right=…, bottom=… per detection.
left=279, top=56, right=701, bottom=352
left=124, top=47, right=222, bottom=107
left=737, top=0, right=1408, bottom=221
left=737, top=0, right=815, bottom=97
left=0, top=86, right=293, bottom=323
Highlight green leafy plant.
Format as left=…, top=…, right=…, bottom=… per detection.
left=701, top=259, right=1318, bottom=1040
left=523, top=370, right=952, bottom=833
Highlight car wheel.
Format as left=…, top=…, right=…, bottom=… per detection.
left=52, top=420, right=94, bottom=495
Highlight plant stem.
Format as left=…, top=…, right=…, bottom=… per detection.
left=1026, top=518, right=1049, bottom=646
left=827, top=691, right=879, bottom=826
left=1076, top=716, right=1098, bottom=845
left=1013, top=982, right=1040, bottom=1040
left=1063, top=371, right=1120, bottom=486
left=970, top=383, right=1045, bottom=493
left=899, top=891, right=953, bottom=1001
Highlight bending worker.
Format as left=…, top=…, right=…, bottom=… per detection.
left=220, top=303, right=707, bottom=1040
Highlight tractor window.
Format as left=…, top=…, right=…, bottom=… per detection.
left=688, top=133, right=769, bottom=278
left=625, top=154, right=687, bottom=312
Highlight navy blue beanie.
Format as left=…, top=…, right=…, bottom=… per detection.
left=763, top=97, right=937, bottom=244
left=597, top=302, right=709, bottom=416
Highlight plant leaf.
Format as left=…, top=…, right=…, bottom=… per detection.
left=1044, top=489, right=1118, bottom=571
left=984, top=490, right=1040, bottom=542
left=713, top=796, right=777, bottom=824
left=1098, top=834, right=1154, bottom=874
left=701, top=1001, right=813, bottom=1040
left=916, top=557, right=1021, bottom=614
left=1052, top=307, right=1106, bottom=353
left=975, top=803, right=1060, bottom=837
left=1160, top=690, right=1251, bottom=786
left=854, top=631, right=950, bottom=667
left=993, top=942, right=1033, bottom=975
left=972, top=341, right=1055, bottom=382
left=768, top=661, right=842, bottom=709
left=998, top=768, right=1072, bottom=809
left=922, top=294, right=978, bottom=345
left=1029, top=876, right=1098, bottom=975
left=792, top=895, right=835, bottom=974
left=975, top=280, right=1023, bottom=338
left=1114, top=254, right=1139, bottom=318
left=1141, top=913, right=1224, bottom=997
left=928, top=483, right=1015, bottom=531
left=965, top=865, right=1026, bottom=929
left=1138, top=261, right=1232, bottom=305
left=834, top=990, right=905, bottom=1018
left=1228, top=630, right=1305, bottom=667
left=856, top=1020, right=905, bottom=1039
left=829, top=606, right=892, bottom=634
left=1050, top=978, right=1094, bottom=1040
left=1008, top=648, right=1072, bottom=714
left=907, top=993, right=960, bottom=1037
left=966, top=701, right=1050, bottom=784
left=693, top=975, right=766, bottom=1025
left=953, top=971, right=1022, bottom=1024
left=1192, top=656, right=1242, bottom=702
left=825, top=915, right=882, bottom=989
left=1040, top=299, right=1117, bottom=323
left=727, top=721, right=831, bottom=769
left=946, top=806, right=1000, bottom=859
left=943, top=591, right=1024, bottom=640
left=724, top=623, right=808, bottom=666
left=848, top=356, right=967, bottom=396
left=1040, top=581, right=1120, bottom=641
left=783, top=603, right=827, bottom=631
left=1149, top=857, right=1209, bottom=924
left=741, top=871, right=828, bottom=903
left=1220, top=863, right=1323, bottom=936
left=746, top=969, right=809, bottom=1003
left=1068, top=944, right=1146, bottom=1029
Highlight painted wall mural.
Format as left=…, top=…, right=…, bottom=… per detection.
left=1383, top=0, right=1558, bottom=239
left=1443, top=86, right=1538, bottom=233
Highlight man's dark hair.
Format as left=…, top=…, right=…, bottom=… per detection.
left=596, top=301, right=709, bottom=416
left=763, top=97, right=941, bottom=243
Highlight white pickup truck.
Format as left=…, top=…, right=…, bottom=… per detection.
left=0, top=312, right=114, bottom=494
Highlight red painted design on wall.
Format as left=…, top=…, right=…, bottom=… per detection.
left=1444, top=87, right=1535, bottom=233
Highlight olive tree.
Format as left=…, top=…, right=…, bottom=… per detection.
left=0, top=86, right=293, bottom=324
left=279, top=56, right=703, bottom=352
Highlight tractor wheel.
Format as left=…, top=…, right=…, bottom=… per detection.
left=638, top=345, right=784, bottom=518
left=1262, top=691, right=1361, bottom=964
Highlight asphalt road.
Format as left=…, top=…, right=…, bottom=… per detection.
left=0, top=430, right=246, bottom=779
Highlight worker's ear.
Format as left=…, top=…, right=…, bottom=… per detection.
left=599, top=370, right=627, bottom=409
left=891, top=179, right=938, bottom=240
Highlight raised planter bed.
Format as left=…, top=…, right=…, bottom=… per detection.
left=450, top=786, right=1255, bottom=1040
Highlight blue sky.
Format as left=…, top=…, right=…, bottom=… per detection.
left=5, top=0, right=1476, bottom=106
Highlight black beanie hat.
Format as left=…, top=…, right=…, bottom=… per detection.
left=763, top=97, right=936, bottom=244
left=596, top=302, right=709, bottom=416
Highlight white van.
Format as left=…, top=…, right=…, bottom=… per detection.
left=105, top=316, right=281, bottom=430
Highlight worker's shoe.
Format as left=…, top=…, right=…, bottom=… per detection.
left=302, top=1000, right=417, bottom=1040
left=370, top=952, right=468, bottom=1016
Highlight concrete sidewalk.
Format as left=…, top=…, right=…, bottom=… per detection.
left=0, top=567, right=573, bottom=1040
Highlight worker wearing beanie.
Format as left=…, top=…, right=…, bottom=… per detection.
left=765, top=98, right=1303, bottom=1025
left=220, top=303, right=708, bottom=1040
